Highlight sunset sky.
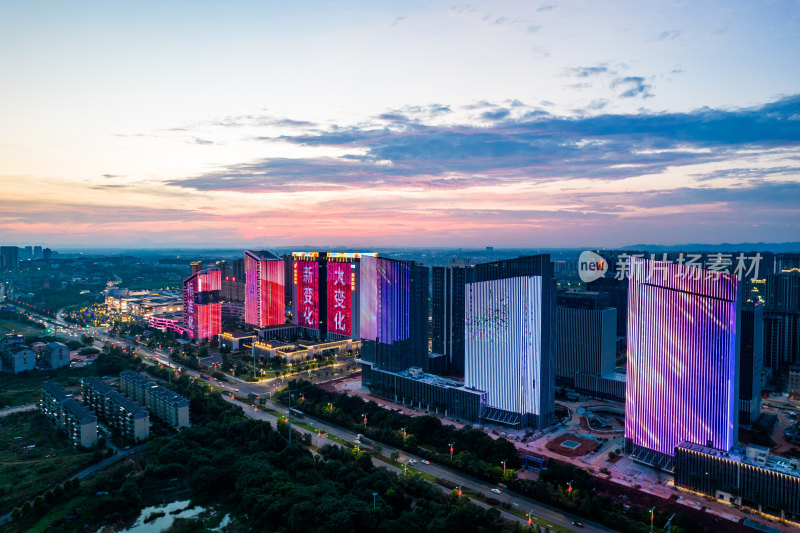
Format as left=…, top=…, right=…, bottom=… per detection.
left=1, top=1, right=799, bottom=249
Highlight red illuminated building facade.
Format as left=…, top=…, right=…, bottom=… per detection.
left=244, top=250, right=285, bottom=329
left=291, top=252, right=370, bottom=339
left=183, top=267, right=222, bottom=342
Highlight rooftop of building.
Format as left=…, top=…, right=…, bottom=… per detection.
left=46, top=341, right=67, bottom=349
left=369, top=364, right=483, bottom=394
left=602, top=370, right=627, bottom=383
left=220, top=331, right=257, bottom=339
left=83, top=377, right=149, bottom=418
left=678, top=441, right=800, bottom=479
left=42, top=381, right=69, bottom=401
left=62, top=398, right=97, bottom=424
left=246, top=249, right=281, bottom=261
left=7, top=344, right=32, bottom=354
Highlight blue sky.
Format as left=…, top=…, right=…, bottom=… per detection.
left=1, top=1, right=798, bottom=248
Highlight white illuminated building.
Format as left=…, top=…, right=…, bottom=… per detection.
left=465, top=275, right=548, bottom=427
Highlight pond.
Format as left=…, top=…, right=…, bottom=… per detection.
left=118, top=499, right=231, bottom=532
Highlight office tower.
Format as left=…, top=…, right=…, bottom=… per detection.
left=22, top=246, right=32, bottom=260
left=244, top=250, right=285, bottom=329
left=739, top=303, right=763, bottom=426
left=625, top=257, right=739, bottom=466
left=763, top=271, right=800, bottom=371
left=33, top=245, right=42, bottom=259
left=42, top=247, right=51, bottom=260
left=555, top=290, right=616, bottom=386
left=292, top=252, right=366, bottom=339
left=464, top=255, right=557, bottom=429
left=0, top=246, right=19, bottom=270
left=183, top=268, right=221, bottom=342
left=359, top=256, right=428, bottom=372
left=190, top=261, right=202, bottom=276
left=431, top=259, right=469, bottom=377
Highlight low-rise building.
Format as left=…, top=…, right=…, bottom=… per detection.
left=790, top=365, right=800, bottom=398
left=2, top=344, right=35, bottom=373
left=675, top=442, right=800, bottom=520
left=119, top=370, right=190, bottom=428
left=44, top=341, right=70, bottom=369
left=82, top=377, right=149, bottom=442
left=218, top=331, right=257, bottom=352
left=41, top=382, right=98, bottom=448
left=361, top=364, right=487, bottom=423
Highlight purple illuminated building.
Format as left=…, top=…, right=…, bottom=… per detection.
left=359, top=256, right=428, bottom=372
left=625, top=257, right=740, bottom=467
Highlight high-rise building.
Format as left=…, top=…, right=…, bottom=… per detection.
left=359, top=256, right=428, bottom=372
left=244, top=250, right=285, bottom=329
left=763, top=271, right=800, bottom=371
left=739, top=303, right=763, bottom=427
left=22, top=246, right=32, bottom=260
left=464, top=255, right=557, bottom=429
left=183, top=268, right=221, bottom=342
left=555, top=290, right=616, bottom=387
left=0, top=246, right=19, bottom=270
left=625, top=257, right=740, bottom=467
left=431, top=259, right=469, bottom=377
left=42, top=247, right=51, bottom=260
left=292, top=252, right=368, bottom=340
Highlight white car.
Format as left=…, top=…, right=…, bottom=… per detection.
left=491, top=488, right=501, bottom=494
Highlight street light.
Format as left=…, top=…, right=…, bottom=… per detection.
left=402, top=427, right=407, bottom=442
left=649, top=506, right=655, bottom=533
left=526, top=510, right=533, bottom=526
left=449, top=442, right=454, bottom=461
left=372, top=491, right=378, bottom=510
left=457, top=485, right=462, bottom=499
left=501, top=459, right=507, bottom=473
left=362, top=412, right=367, bottom=429
left=567, top=480, right=573, bottom=493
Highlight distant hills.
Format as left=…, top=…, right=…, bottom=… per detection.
left=621, top=242, right=800, bottom=253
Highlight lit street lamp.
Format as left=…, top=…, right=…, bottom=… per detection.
left=372, top=491, right=378, bottom=510
left=402, top=427, right=407, bottom=442
left=567, top=480, right=573, bottom=493
left=362, top=412, right=367, bottom=429
left=501, top=459, right=507, bottom=473
left=649, top=507, right=655, bottom=533
left=449, top=442, right=454, bottom=461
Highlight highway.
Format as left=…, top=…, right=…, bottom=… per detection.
left=224, top=394, right=612, bottom=533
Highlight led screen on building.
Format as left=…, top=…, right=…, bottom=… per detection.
left=244, top=253, right=260, bottom=327
left=464, top=275, right=542, bottom=417
left=625, top=257, right=738, bottom=456
left=183, top=269, right=221, bottom=341
left=327, top=262, right=352, bottom=336
left=294, top=260, right=319, bottom=328
left=359, top=256, right=410, bottom=344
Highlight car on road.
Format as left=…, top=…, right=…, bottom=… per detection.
left=490, top=488, right=501, bottom=494
left=571, top=521, right=584, bottom=528
left=422, top=460, right=430, bottom=465
left=234, top=388, right=240, bottom=392
left=408, top=459, right=417, bottom=465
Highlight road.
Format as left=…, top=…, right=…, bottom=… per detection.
left=221, top=393, right=611, bottom=533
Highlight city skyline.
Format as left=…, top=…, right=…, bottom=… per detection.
left=1, top=1, right=799, bottom=248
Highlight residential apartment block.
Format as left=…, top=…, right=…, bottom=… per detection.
left=82, top=377, right=149, bottom=442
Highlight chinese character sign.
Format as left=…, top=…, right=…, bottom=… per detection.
left=295, top=260, right=318, bottom=328
left=327, top=262, right=351, bottom=335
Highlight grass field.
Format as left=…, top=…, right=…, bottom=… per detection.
left=0, top=319, right=43, bottom=337
left=0, top=367, right=96, bottom=409
left=0, top=412, right=94, bottom=514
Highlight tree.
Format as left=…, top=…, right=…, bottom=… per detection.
left=391, top=451, right=400, bottom=463
left=373, top=444, right=383, bottom=456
